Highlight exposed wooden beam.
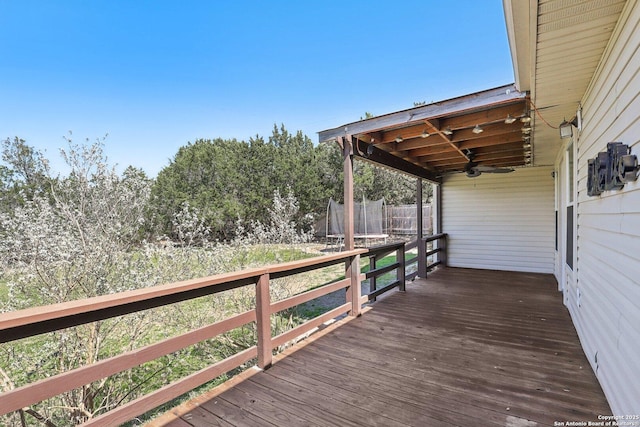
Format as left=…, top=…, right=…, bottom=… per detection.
left=418, top=150, right=468, bottom=162
left=423, top=120, right=469, bottom=162
left=449, top=122, right=522, bottom=142
left=438, top=102, right=528, bottom=129
left=478, top=155, right=526, bottom=166
left=473, top=141, right=525, bottom=154
left=428, top=158, right=469, bottom=168
left=394, top=137, right=446, bottom=152
left=410, top=143, right=461, bottom=158
left=432, top=154, right=526, bottom=169
left=430, top=152, right=526, bottom=167
left=358, top=131, right=384, bottom=144
left=458, top=133, right=523, bottom=150
left=353, top=139, right=441, bottom=183
left=477, top=151, right=524, bottom=162
left=372, top=124, right=432, bottom=144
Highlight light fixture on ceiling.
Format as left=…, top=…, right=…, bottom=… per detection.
left=472, top=125, right=483, bottom=134
left=559, top=117, right=578, bottom=139
left=421, top=130, right=430, bottom=138
left=505, top=114, right=516, bottom=124
left=523, top=142, right=532, bottom=149
left=395, top=136, right=403, bottom=143
left=521, top=125, right=532, bottom=133
left=442, top=127, right=453, bottom=135
left=520, top=115, right=532, bottom=123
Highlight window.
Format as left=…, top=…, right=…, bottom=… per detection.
left=568, top=143, right=574, bottom=204
left=566, top=143, right=574, bottom=270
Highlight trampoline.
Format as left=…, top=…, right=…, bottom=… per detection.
left=325, top=197, right=388, bottom=249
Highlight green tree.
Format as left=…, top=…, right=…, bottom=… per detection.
left=151, top=125, right=332, bottom=240
left=268, top=124, right=325, bottom=223
left=314, top=141, right=343, bottom=203
left=151, top=138, right=248, bottom=239
left=0, top=137, right=51, bottom=210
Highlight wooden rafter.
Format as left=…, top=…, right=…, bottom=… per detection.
left=423, top=119, right=469, bottom=162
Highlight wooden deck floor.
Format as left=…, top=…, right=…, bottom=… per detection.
left=151, top=267, right=611, bottom=427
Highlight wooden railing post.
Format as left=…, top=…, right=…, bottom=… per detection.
left=422, top=233, right=448, bottom=275
left=441, top=234, right=448, bottom=267
left=417, top=178, right=427, bottom=278
left=346, top=254, right=361, bottom=317
left=256, top=273, right=272, bottom=369
left=370, top=254, right=377, bottom=302
left=397, top=245, right=406, bottom=292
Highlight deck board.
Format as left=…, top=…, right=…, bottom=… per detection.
left=151, top=267, right=611, bottom=427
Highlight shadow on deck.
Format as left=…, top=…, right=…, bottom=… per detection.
left=150, top=267, right=611, bottom=427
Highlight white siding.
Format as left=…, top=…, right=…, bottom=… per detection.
left=569, top=0, right=640, bottom=416
left=442, top=166, right=555, bottom=273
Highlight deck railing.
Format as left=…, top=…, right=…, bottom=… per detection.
left=0, top=249, right=366, bottom=426
left=0, top=235, right=449, bottom=426
left=424, top=233, right=448, bottom=273
left=364, top=241, right=406, bottom=302
left=364, top=233, right=448, bottom=301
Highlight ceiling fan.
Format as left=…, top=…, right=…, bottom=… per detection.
left=463, top=150, right=515, bottom=178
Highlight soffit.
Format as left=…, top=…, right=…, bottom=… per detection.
left=508, top=0, right=626, bottom=165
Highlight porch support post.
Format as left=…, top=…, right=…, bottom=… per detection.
left=417, top=178, right=427, bottom=278
left=434, top=183, right=444, bottom=265
left=342, top=135, right=355, bottom=251
left=342, top=135, right=361, bottom=316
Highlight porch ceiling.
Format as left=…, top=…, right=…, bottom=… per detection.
left=504, top=0, right=627, bottom=165
left=318, top=84, right=531, bottom=183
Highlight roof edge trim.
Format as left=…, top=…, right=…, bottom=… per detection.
left=318, top=84, right=526, bottom=143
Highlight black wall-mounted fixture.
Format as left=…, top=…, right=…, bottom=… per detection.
left=587, top=152, right=608, bottom=196
left=587, top=142, right=639, bottom=196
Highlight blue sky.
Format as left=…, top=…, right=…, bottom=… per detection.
left=0, top=1, right=514, bottom=177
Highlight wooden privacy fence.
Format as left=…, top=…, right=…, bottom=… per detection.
left=0, top=235, right=448, bottom=426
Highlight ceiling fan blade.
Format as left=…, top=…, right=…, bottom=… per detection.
left=475, top=165, right=515, bottom=173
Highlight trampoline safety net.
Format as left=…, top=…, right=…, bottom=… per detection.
left=326, top=198, right=387, bottom=238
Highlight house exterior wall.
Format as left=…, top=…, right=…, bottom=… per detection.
left=567, top=0, right=640, bottom=415
left=441, top=166, right=555, bottom=273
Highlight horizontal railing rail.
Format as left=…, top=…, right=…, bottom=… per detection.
left=0, top=249, right=367, bottom=426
